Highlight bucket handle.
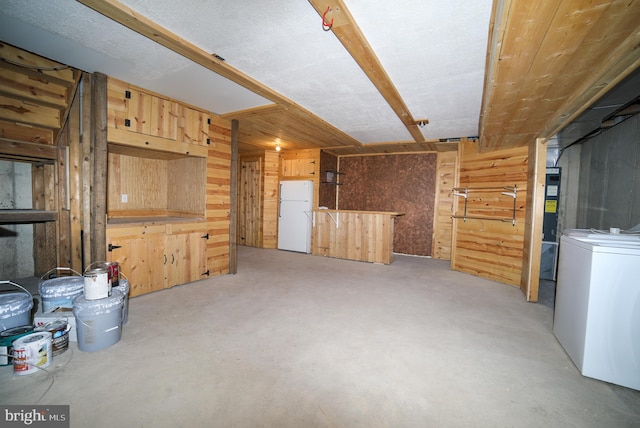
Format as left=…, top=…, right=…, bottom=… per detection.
left=0, top=280, right=33, bottom=299
left=84, top=261, right=113, bottom=274
left=40, top=267, right=82, bottom=281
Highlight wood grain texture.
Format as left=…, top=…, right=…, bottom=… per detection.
left=311, top=210, right=401, bottom=264
left=451, top=140, right=529, bottom=286
left=432, top=151, right=458, bottom=260
left=481, top=0, right=640, bottom=150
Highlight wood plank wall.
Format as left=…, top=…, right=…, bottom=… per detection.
left=206, top=115, right=232, bottom=276
left=263, top=150, right=280, bottom=249
left=432, top=150, right=458, bottom=260
left=451, top=140, right=529, bottom=286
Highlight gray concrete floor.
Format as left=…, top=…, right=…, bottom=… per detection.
left=1, top=246, right=639, bottom=427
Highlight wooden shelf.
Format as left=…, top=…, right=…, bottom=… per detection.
left=0, top=210, right=56, bottom=224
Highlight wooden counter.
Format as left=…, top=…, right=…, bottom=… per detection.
left=312, top=210, right=404, bottom=264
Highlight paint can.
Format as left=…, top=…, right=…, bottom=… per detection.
left=86, top=262, right=119, bottom=288
left=34, top=319, right=70, bottom=356
left=0, top=325, right=34, bottom=366
left=112, top=278, right=130, bottom=325
left=12, top=332, right=52, bottom=375
left=0, top=281, right=34, bottom=331
left=83, top=268, right=111, bottom=300
left=73, top=288, right=124, bottom=352
left=38, top=268, right=84, bottom=312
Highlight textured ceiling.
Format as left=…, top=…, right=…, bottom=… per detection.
left=0, top=0, right=491, bottom=146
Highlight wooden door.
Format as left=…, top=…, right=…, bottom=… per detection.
left=239, top=159, right=262, bottom=247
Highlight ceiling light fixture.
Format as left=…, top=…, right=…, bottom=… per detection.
left=275, top=144, right=281, bottom=152
left=416, top=119, right=429, bottom=128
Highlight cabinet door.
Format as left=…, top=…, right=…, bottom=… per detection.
left=127, top=89, right=178, bottom=140
left=107, top=233, right=164, bottom=297
left=178, top=104, right=209, bottom=146
left=281, top=158, right=315, bottom=177
left=164, top=232, right=207, bottom=288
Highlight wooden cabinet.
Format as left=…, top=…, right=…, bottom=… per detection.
left=104, top=76, right=229, bottom=297
left=107, top=223, right=208, bottom=297
left=108, top=77, right=210, bottom=147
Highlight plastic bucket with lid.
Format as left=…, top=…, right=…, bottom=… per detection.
left=112, top=278, right=130, bottom=325
left=73, top=288, right=124, bottom=352
left=0, top=281, right=34, bottom=332
left=38, top=268, right=84, bottom=312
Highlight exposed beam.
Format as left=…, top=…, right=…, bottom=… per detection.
left=308, top=0, right=426, bottom=143
left=76, top=0, right=361, bottom=148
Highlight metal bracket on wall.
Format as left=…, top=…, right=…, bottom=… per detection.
left=451, top=185, right=518, bottom=225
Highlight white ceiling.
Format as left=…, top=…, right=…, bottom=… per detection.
left=0, top=0, right=492, bottom=145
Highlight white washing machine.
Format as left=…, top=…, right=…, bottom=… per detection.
left=554, top=229, right=640, bottom=391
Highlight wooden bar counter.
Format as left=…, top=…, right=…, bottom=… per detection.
left=312, top=210, right=404, bottom=264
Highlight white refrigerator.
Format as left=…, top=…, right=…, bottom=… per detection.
left=278, top=180, right=313, bottom=253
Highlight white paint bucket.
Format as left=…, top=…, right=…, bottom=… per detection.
left=12, top=332, right=52, bottom=375
left=0, top=325, right=34, bottom=366
left=73, top=288, right=124, bottom=352
left=0, top=281, right=34, bottom=331
left=83, top=268, right=111, bottom=300
left=39, top=268, right=84, bottom=312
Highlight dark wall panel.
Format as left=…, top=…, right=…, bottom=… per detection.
left=319, top=150, right=338, bottom=209
left=338, top=154, right=437, bottom=256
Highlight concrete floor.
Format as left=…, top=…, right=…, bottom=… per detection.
left=1, top=246, right=639, bottom=427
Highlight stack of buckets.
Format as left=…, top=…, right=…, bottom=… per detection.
left=0, top=262, right=130, bottom=375
left=0, top=281, right=39, bottom=374
left=73, top=262, right=129, bottom=352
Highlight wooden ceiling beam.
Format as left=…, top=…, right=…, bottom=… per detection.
left=308, top=0, right=426, bottom=143
left=76, top=0, right=361, bottom=149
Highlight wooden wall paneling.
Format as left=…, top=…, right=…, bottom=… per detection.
left=432, top=150, right=458, bottom=260
left=167, top=156, right=206, bottom=216
left=32, top=163, right=57, bottom=275
left=107, top=154, right=168, bottom=214
left=57, top=132, right=71, bottom=269
left=519, top=138, right=546, bottom=302
left=0, top=42, right=76, bottom=83
left=239, top=157, right=262, bottom=247
left=91, top=72, right=108, bottom=263
left=451, top=140, right=529, bottom=287
left=0, top=94, right=60, bottom=129
left=68, top=84, right=83, bottom=271
left=262, top=150, right=280, bottom=249
left=81, top=74, right=93, bottom=269
left=207, top=116, right=232, bottom=276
